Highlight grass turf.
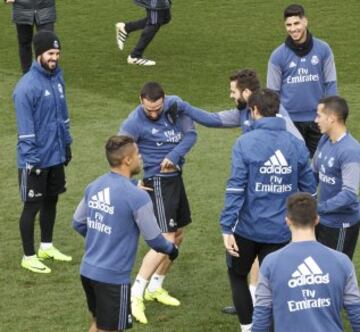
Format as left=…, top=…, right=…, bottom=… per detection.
left=0, top=0, right=359, bottom=331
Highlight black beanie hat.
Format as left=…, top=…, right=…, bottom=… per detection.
left=33, top=30, right=61, bottom=57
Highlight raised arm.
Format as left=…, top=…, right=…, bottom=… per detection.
left=181, top=101, right=240, bottom=128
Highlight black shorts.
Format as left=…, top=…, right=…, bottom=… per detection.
left=81, top=276, right=132, bottom=331
left=294, top=121, right=322, bottom=158
left=18, top=164, right=66, bottom=202
left=143, top=174, right=191, bottom=233
left=146, top=8, right=171, bottom=26
left=316, top=223, right=360, bottom=260
left=226, top=233, right=287, bottom=277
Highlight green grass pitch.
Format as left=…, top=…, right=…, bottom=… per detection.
left=0, top=1, right=359, bottom=331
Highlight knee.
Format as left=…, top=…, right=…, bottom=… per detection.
left=174, top=229, right=184, bottom=246
left=146, top=23, right=161, bottom=33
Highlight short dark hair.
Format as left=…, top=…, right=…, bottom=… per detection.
left=105, top=135, right=135, bottom=167
left=247, top=88, right=280, bottom=117
left=287, top=193, right=317, bottom=228
left=284, top=4, right=305, bottom=19
left=140, top=82, right=165, bottom=101
left=229, top=69, right=261, bottom=92
left=318, top=96, right=349, bottom=123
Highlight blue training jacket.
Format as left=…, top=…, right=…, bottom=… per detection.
left=73, top=172, right=174, bottom=284
left=119, top=95, right=197, bottom=178
left=253, top=241, right=360, bottom=332
left=312, top=133, right=360, bottom=228
left=13, top=61, right=72, bottom=168
left=220, top=117, right=317, bottom=243
left=267, top=37, right=337, bottom=122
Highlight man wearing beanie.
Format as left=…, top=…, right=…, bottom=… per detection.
left=13, top=30, right=73, bottom=274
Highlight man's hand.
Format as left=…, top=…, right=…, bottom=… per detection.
left=168, top=244, right=179, bottom=261
left=223, top=234, right=239, bottom=257
left=5, top=0, right=15, bottom=4
left=160, top=158, right=177, bottom=173
left=137, top=180, right=153, bottom=191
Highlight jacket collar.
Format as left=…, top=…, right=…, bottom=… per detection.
left=252, top=116, right=286, bottom=131
left=31, top=61, right=61, bottom=77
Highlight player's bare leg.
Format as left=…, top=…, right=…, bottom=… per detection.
left=88, top=319, right=98, bottom=332
left=153, top=228, right=184, bottom=275
left=131, top=232, right=176, bottom=323
left=144, top=230, right=181, bottom=306
left=249, top=258, right=259, bottom=304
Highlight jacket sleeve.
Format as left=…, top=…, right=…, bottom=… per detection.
left=344, top=264, right=360, bottom=331
left=118, top=115, right=141, bottom=141
left=134, top=200, right=174, bottom=254
left=180, top=101, right=240, bottom=128
left=311, top=148, right=320, bottom=185
left=267, top=52, right=282, bottom=92
left=72, top=198, right=88, bottom=237
left=318, top=157, right=360, bottom=214
left=297, top=142, right=317, bottom=196
left=323, top=47, right=337, bottom=96
left=59, top=76, right=72, bottom=145
left=165, top=114, right=197, bottom=166
left=220, top=140, right=248, bottom=234
left=278, top=106, right=304, bottom=141
left=252, top=266, right=273, bottom=332
left=14, top=87, right=41, bottom=166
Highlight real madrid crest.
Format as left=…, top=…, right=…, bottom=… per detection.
left=311, top=55, right=319, bottom=66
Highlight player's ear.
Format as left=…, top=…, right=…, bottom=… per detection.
left=303, top=17, right=308, bottom=28
left=285, top=216, right=291, bottom=227
left=123, top=155, right=131, bottom=166
left=243, top=88, right=251, bottom=100
left=314, top=215, right=320, bottom=226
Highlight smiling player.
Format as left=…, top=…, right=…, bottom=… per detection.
left=267, top=4, right=337, bottom=157
left=119, top=82, right=198, bottom=324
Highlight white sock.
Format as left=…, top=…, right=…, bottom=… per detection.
left=240, top=323, right=252, bottom=332
left=40, top=242, right=53, bottom=250
left=249, top=284, right=257, bottom=305
left=131, top=275, right=148, bottom=298
left=23, top=255, right=37, bottom=260
left=147, top=274, right=165, bottom=292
